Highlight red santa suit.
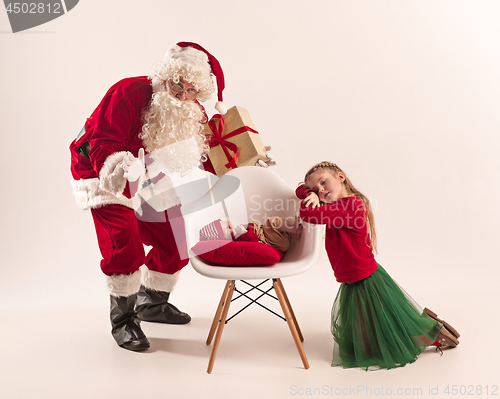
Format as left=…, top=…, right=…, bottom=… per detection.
left=70, top=42, right=229, bottom=352
left=70, top=76, right=210, bottom=295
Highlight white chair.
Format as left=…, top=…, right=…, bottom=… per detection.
left=182, top=166, right=323, bottom=373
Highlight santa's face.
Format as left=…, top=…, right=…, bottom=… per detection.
left=140, top=85, right=206, bottom=154
left=166, top=77, right=198, bottom=101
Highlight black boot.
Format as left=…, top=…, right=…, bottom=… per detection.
left=136, top=285, right=191, bottom=324
left=110, top=294, right=150, bottom=352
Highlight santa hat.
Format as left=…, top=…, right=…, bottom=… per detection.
left=149, top=41, right=227, bottom=114
left=199, top=219, right=226, bottom=241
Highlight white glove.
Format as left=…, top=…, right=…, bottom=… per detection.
left=123, top=148, right=146, bottom=182
left=255, top=146, right=277, bottom=168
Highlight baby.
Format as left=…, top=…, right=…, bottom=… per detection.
left=199, top=217, right=302, bottom=252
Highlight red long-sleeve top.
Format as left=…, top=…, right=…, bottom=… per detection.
left=296, top=185, right=378, bottom=283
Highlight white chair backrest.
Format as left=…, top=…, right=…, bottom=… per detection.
left=181, top=167, right=300, bottom=252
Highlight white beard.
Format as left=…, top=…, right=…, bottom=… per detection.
left=140, top=91, right=207, bottom=154
left=140, top=92, right=209, bottom=176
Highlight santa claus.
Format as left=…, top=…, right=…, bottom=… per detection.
left=70, top=42, right=226, bottom=351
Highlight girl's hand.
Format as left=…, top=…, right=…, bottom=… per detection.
left=303, top=192, right=320, bottom=209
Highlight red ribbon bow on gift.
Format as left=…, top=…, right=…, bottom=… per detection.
left=207, top=114, right=259, bottom=170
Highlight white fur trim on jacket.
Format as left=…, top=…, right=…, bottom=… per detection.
left=99, top=151, right=130, bottom=196
left=107, top=269, right=142, bottom=297
left=71, top=178, right=133, bottom=210
left=140, top=266, right=181, bottom=292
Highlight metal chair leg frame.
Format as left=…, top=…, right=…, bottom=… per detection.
left=207, top=280, right=232, bottom=345
left=207, top=280, right=236, bottom=374
left=228, top=284, right=285, bottom=322
left=272, top=278, right=310, bottom=369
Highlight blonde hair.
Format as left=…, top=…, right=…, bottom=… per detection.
left=304, top=161, right=378, bottom=253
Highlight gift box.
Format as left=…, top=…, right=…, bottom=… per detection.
left=203, top=105, right=269, bottom=175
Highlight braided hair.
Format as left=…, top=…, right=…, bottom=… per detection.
left=303, top=161, right=378, bottom=253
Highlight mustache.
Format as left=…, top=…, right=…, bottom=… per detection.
left=140, top=91, right=207, bottom=154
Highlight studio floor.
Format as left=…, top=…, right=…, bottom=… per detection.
left=1, top=252, right=497, bottom=399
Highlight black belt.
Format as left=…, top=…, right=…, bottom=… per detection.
left=78, top=141, right=91, bottom=159
left=75, top=125, right=90, bottom=159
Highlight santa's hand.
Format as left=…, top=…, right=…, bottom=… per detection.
left=255, top=146, right=277, bottom=168
left=123, top=148, right=146, bottom=182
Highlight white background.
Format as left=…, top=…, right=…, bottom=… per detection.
left=0, top=1, right=499, bottom=398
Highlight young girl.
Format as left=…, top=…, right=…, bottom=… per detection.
left=296, top=161, right=460, bottom=370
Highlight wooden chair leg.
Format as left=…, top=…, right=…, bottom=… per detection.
left=273, top=279, right=310, bottom=369
left=207, top=280, right=236, bottom=374
left=276, top=278, right=304, bottom=342
left=207, top=280, right=232, bottom=345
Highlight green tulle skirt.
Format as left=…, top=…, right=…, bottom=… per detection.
left=331, top=265, right=442, bottom=370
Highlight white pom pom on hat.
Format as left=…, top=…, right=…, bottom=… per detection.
left=215, top=101, right=227, bottom=115
left=174, top=42, right=227, bottom=115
